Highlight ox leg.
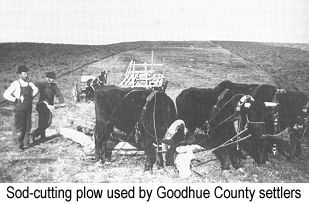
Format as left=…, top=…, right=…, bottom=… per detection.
left=214, top=149, right=230, bottom=170
left=249, top=139, right=263, bottom=165
left=155, top=148, right=164, bottom=169
left=165, top=144, right=177, bottom=166
left=101, top=124, right=114, bottom=164
left=221, top=151, right=231, bottom=170
left=94, top=124, right=105, bottom=162
left=230, top=147, right=242, bottom=170
left=258, top=139, right=269, bottom=164
left=143, top=139, right=156, bottom=173
left=94, top=123, right=113, bottom=164
left=94, top=132, right=102, bottom=162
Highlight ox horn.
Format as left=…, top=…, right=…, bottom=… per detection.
left=264, top=102, right=278, bottom=107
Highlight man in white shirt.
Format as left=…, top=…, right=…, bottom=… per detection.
left=3, top=65, right=38, bottom=150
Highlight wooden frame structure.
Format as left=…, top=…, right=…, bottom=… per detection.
left=119, top=51, right=165, bottom=89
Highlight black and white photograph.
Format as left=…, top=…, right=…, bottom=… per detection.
left=0, top=0, right=309, bottom=189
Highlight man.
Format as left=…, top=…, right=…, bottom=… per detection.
left=289, top=116, right=306, bottom=160
left=3, top=65, right=38, bottom=150
left=32, top=71, right=65, bottom=141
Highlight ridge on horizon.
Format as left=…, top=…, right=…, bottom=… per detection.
left=1, top=40, right=309, bottom=46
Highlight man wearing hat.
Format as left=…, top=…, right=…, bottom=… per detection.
left=3, top=65, right=38, bottom=150
left=32, top=71, right=65, bottom=141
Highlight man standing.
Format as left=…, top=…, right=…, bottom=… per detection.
left=289, top=116, right=305, bottom=160
left=32, top=71, right=65, bottom=141
left=3, top=65, right=38, bottom=150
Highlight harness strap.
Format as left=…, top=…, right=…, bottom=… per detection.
left=210, top=133, right=252, bottom=152
left=140, top=91, right=159, bottom=141
left=183, top=128, right=251, bottom=156
left=209, top=94, right=245, bottom=124
left=180, top=127, right=250, bottom=155
left=262, top=128, right=290, bottom=141
left=212, top=112, right=239, bottom=130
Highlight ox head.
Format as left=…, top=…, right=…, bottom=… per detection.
left=239, top=95, right=279, bottom=136
left=237, top=95, right=279, bottom=164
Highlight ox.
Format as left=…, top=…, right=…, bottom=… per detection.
left=176, top=87, right=226, bottom=135
left=176, top=80, right=279, bottom=135
left=94, top=86, right=177, bottom=172
left=168, top=90, right=280, bottom=169
left=261, top=90, right=309, bottom=160
left=205, top=92, right=279, bottom=169
left=165, top=90, right=278, bottom=170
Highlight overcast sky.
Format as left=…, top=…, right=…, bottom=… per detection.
left=0, top=0, right=308, bottom=45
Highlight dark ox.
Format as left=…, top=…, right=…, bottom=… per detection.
left=217, top=82, right=309, bottom=161
left=176, top=80, right=279, bottom=135
left=94, top=86, right=177, bottom=172
left=165, top=92, right=277, bottom=170
left=276, top=91, right=309, bottom=130
left=208, top=93, right=275, bottom=169
left=176, top=87, right=223, bottom=135
left=261, top=90, right=309, bottom=160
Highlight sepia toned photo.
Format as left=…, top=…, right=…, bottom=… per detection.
left=0, top=0, right=308, bottom=185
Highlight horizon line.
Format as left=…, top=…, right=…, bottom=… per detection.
left=1, top=39, right=309, bottom=46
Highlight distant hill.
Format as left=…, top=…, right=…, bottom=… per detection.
left=0, top=41, right=308, bottom=105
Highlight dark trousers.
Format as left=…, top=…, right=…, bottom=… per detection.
left=290, top=137, right=302, bottom=158
left=14, top=103, right=32, bottom=149
left=32, top=102, right=52, bottom=140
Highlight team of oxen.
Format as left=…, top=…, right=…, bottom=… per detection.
left=91, top=73, right=309, bottom=173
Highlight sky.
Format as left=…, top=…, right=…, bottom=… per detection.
left=0, top=0, right=308, bottom=45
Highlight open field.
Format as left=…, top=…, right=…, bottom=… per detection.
left=0, top=41, right=309, bottom=182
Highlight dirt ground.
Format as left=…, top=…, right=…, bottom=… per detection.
left=0, top=41, right=308, bottom=182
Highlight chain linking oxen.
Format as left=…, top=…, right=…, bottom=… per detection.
left=94, top=86, right=177, bottom=172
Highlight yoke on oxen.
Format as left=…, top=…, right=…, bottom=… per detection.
left=94, top=86, right=177, bottom=172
